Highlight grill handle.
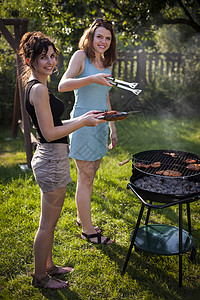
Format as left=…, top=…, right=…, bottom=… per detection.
left=119, top=158, right=131, bottom=166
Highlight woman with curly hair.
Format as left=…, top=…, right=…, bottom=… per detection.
left=19, top=31, right=106, bottom=289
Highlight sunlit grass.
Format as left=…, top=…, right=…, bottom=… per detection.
left=0, top=117, right=200, bottom=300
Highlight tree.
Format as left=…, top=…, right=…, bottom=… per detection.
left=1, top=0, right=200, bottom=126
left=1, top=0, right=200, bottom=51
left=103, top=0, right=200, bottom=34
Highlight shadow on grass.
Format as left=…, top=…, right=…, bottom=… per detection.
left=40, top=287, right=81, bottom=300
left=0, top=135, right=26, bottom=154
left=90, top=177, right=200, bottom=298
left=96, top=240, right=200, bottom=300
left=0, top=165, right=33, bottom=184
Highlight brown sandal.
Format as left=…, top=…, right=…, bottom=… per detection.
left=46, top=264, right=74, bottom=276
left=32, top=274, right=69, bottom=289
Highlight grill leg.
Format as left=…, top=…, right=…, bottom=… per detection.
left=145, top=201, right=152, bottom=225
left=122, top=203, right=145, bottom=275
left=179, top=203, right=183, bottom=288
left=186, top=203, right=192, bottom=234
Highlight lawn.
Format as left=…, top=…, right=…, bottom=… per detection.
left=0, top=116, right=200, bottom=300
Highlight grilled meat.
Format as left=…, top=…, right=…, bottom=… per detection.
left=156, top=170, right=182, bottom=177
left=185, top=158, right=197, bottom=164
left=150, top=162, right=161, bottom=168
left=163, top=152, right=176, bottom=158
left=186, top=164, right=200, bottom=171
left=133, top=162, right=150, bottom=168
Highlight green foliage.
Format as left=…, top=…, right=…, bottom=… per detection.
left=0, top=119, right=200, bottom=299
left=136, top=47, right=200, bottom=119
left=1, top=0, right=200, bottom=48
left=1, top=0, right=200, bottom=125
left=154, top=24, right=200, bottom=53
left=0, top=44, right=16, bottom=125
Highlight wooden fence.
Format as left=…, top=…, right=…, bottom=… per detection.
left=112, top=50, right=185, bottom=86
left=54, top=50, right=187, bottom=87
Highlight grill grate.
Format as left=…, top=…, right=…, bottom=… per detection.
left=132, top=150, right=200, bottom=178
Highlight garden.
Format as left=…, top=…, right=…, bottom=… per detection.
left=1, top=1, right=200, bottom=299
left=1, top=116, right=200, bottom=299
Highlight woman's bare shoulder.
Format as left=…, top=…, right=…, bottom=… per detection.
left=30, top=83, right=48, bottom=105
left=71, top=50, right=86, bottom=62
left=69, top=50, right=86, bottom=75
left=31, top=82, right=47, bottom=94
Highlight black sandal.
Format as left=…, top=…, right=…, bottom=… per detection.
left=32, top=274, right=69, bottom=289
left=76, top=221, right=102, bottom=234
left=81, top=232, right=112, bottom=245
left=46, top=264, right=74, bottom=276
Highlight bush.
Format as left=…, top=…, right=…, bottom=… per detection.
left=136, top=62, right=200, bottom=118
left=0, top=49, right=16, bottom=125
left=1, top=48, right=200, bottom=126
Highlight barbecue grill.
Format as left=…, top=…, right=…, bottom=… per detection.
left=121, top=149, right=200, bottom=288
left=132, top=149, right=200, bottom=178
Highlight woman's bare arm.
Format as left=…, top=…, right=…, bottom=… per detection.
left=30, top=83, right=105, bottom=142
left=58, top=50, right=112, bottom=92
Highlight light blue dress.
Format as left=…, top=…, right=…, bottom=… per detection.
left=69, top=54, right=112, bottom=161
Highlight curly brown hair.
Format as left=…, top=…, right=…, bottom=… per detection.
left=78, top=19, right=117, bottom=68
left=18, top=31, right=58, bottom=86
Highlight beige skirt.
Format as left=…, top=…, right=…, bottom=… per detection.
left=31, top=143, right=72, bottom=192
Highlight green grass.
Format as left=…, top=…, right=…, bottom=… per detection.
left=0, top=116, right=200, bottom=300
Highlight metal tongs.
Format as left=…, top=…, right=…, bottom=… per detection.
left=107, top=77, right=142, bottom=95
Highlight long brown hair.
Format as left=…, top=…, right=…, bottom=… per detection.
left=78, top=19, right=117, bottom=68
left=18, top=31, right=58, bottom=86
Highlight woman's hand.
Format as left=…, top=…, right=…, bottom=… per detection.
left=109, top=129, right=117, bottom=149
left=91, top=73, right=113, bottom=87
left=81, top=110, right=106, bottom=127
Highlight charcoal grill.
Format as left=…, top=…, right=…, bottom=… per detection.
left=122, top=150, right=200, bottom=288
left=132, top=149, right=200, bottom=178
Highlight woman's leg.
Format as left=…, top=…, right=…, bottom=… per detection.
left=75, top=159, right=113, bottom=244
left=33, top=185, right=68, bottom=288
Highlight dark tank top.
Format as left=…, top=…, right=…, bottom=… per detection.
left=25, top=79, right=68, bottom=144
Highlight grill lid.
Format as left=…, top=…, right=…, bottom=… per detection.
left=132, top=150, right=200, bottom=178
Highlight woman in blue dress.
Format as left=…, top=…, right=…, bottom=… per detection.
left=59, top=19, right=117, bottom=244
